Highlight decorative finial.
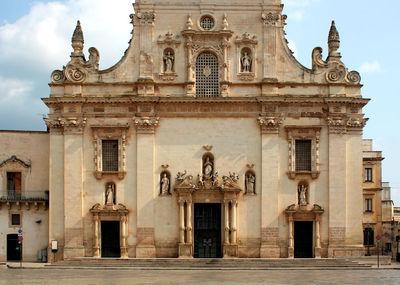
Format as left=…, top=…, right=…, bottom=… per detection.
left=223, top=14, right=229, bottom=30
left=71, top=20, right=84, bottom=57
left=328, top=20, right=340, bottom=57
left=186, top=14, right=193, bottom=30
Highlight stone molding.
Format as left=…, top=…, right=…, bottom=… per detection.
left=44, top=117, right=86, bottom=134
left=286, top=126, right=321, bottom=180
left=326, top=116, right=368, bottom=134
left=0, top=155, right=31, bottom=168
left=91, top=124, right=129, bottom=180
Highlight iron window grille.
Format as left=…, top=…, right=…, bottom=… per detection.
left=363, top=227, right=374, bottom=246
left=200, top=16, right=214, bottom=31
left=295, top=140, right=312, bottom=171
left=11, top=214, right=21, bottom=226
left=102, top=140, right=119, bottom=172
left=196, top=53, right=219, bottom=97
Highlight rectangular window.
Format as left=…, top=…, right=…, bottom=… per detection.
left=295, top=140, right=312, bottom=171
left=11, top=214, right=21, bottom=226
left=363, top=227, right=374, bottom=246
left=102, top=140, right=119, bottom=172
left=365, top=198, right=373, bottom=212
left=365, top=168, right=373, bottom=182
left=7, top=172, right=21, bottom=191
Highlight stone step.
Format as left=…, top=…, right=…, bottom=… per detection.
left=49, top=258, right=371, bottom=269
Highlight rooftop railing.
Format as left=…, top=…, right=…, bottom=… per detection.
left=0, top=191, right=49, bottom=202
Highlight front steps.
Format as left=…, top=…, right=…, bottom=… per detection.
left=48, top=258, right=372, bottom=269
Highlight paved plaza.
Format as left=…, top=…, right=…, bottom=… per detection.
left=1, top=266, right=400, bottom=285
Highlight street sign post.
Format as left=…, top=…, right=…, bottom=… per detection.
left=18, top=229, right=23, bottom=268
left=376, top=235, right=381, bottom=268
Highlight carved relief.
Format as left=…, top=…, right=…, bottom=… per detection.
left=51, top=21, right=100, bottom=84
left=261, top=12, right=280, bottom=26
left=311, top=22, right=361, bottom=85
left=258, top=116, right=282, bottom=134
left=327, top=116, right=368, bottom=134
left=240, top=48, right=252, bottom=73
left=136, top=11, right=156, bottom=25
left=133, top=116, right=160, bottom=134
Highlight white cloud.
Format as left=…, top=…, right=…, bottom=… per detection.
left=0, top=76, right=33, bottom=104
left=359, top=60, right=381, bottom=74
left=0, top=0, right=133, bottom=72
left=287, top=40, right=298, bottom=57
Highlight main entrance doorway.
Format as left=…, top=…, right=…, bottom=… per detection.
left=194, top=203, right=222, bottom=258
left=7, top=234, right=22, bottom=261
left=294, top=221, right=313, bottom=258
left=101, top=221, right=120, bottom=258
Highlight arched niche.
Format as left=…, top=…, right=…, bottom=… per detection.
left=240, top=47, right=253, bottom=73
left=245, top=170, right=256, bottom=195
left=159, top=170, right=171, bottom=196
left=105, top=182, right=116, bottom=206
left=163, top=48, right=175, bottom=73
left=297, top=181, right=309, bottom=206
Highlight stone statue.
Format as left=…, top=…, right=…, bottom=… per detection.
left=163, top=51, right=174, bottom=73
left=298, top=184, right=308, bottom=206
left=161, top=173, right=170, bottom=195
left=203, top=157, right=213, bottom=180
left=241, top=51, right=252, bottom=72
left=105, top=184, right=115, bottom=205
left=246, top=173, right=255, bottom=194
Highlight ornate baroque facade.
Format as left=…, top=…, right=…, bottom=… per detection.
left=35, top=0, right=370, bottom=260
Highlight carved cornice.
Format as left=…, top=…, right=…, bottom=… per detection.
left=261, top=12, right=285, bottom=26
left=235, top=32, right=258, bottom=45
left=133, top=116, right=160, bottom=134
left=62, top=117, right=87, bottom=134
left=326, top=116, right=368, bottom=134
left=135, top=11, right=156, bottom=25
left=0, top=155, right=31, bottom=168
left=258, top=116, right=282, bottom=134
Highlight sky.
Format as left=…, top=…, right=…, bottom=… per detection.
left=0, top=0, right=399, bottom=205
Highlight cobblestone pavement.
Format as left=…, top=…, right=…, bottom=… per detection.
left=1, top=267, right=400, bottom=285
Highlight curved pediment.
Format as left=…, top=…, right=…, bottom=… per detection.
left=0, top=155, right=31, bottom=168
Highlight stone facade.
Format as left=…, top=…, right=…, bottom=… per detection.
left=0, top=131, right=49, bottom=262
left=0, top=0, right=371, bottom=261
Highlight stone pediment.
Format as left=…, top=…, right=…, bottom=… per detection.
left=90, top=203, right=129, bottom=214
left=0, top=155, right=31, bottom=168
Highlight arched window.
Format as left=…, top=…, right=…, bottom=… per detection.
left=196, top=53, right=219, bottom=97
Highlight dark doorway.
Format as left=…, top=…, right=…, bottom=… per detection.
left=194, top=203, right=222, bottom=258
left=101, top=221, right=120, bottom=258
left=7, top=234, right=22, bottom=261
left=294, top=221, right=313, bottom=258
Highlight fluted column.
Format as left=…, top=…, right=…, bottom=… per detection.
left=224, top=200, right=230, bottom=244
left=93, top=214, right=100, bottom=258
left=179, top=200, right=185, bottom=244
left=186, top=200, right=193, bottom=244
left=231, top=200, right=237, bottom=244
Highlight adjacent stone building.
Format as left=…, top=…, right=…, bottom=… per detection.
left=1, top=0, right=371, bottom=261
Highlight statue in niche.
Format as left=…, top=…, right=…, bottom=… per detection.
left=105, top=184, right=115, bottom=205
left=160, top=173, right=170, bottom=195
left=241, top=51, right=252, bottom=72
left=298, top=184, right=308, bottom=206
left=246, top=173, right=256, bottom=195
left=163, top=50, right=174, bottom=73
left=203, top=156, right=214, bottom=180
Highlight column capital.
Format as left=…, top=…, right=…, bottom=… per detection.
left=258, top=116, right=282, bottom=134
left=133, top=116, right=160, bottom=134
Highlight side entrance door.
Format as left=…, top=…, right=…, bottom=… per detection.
left=294, top=221, right=313, bottom=258
left=7, top=234, right=22, bottom=261
left=194, top=203, right=222, bottom=258
left=101, top=221, right=120, bottom=258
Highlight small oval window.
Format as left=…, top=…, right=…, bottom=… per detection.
left=200, top=16, right=215, bottom=31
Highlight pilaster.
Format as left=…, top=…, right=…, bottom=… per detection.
left=63, top=120, right=85, bottom=258
left=259, top=116, right=281, bottom=258
left=134, top=116, right=159, bottom=258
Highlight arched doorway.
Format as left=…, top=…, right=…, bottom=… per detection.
left=195, top=52, right=219, bottom=97
left=7, top=234, right=22, bottom=261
